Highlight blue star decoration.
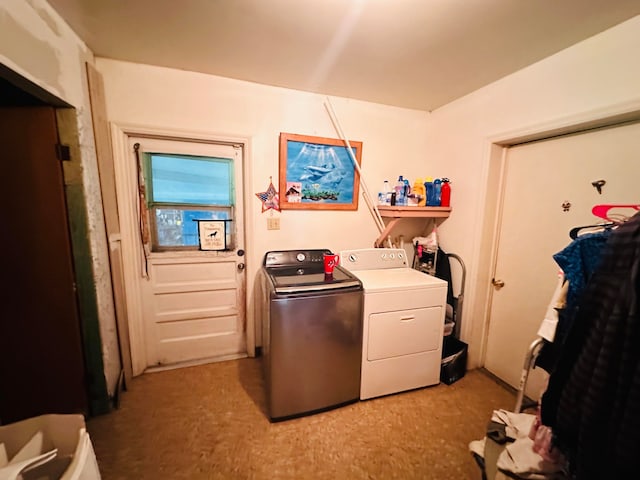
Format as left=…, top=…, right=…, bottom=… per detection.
left=255, top=178, right=280, bottom=212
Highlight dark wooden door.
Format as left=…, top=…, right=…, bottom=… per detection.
left=0, top=106, right=88, bottom=423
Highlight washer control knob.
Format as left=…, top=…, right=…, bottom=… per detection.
left=349, top=254, right=357, bottom=262
left=296, top=253, right=306, bottom=262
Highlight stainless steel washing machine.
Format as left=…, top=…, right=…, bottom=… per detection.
left=259, top=249, right=363, bottom=421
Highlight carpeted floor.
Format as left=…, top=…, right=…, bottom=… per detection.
left=87, top=358, right=515, bottom=479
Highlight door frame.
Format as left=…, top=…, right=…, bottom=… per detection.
left=473, top=100, right=640, bottom=369
left=0, top=90, right=111, bottom=416
left=110, top=123, right=254, bottom=375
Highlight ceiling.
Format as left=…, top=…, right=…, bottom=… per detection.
left=46, top=0, right=640, bottom=111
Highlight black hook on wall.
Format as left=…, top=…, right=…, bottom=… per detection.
left=592, top=179, right=606, bottom=194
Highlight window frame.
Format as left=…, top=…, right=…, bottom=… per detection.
left=147, top=204, right=235, bottom=252
left=140, top=147, right=238, bottom=253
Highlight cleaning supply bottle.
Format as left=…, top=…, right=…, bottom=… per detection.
left=441, top=178, right=451, bottom=207
left=395, top=175, right=406, bottom=206
left=424, top=177, right=435, bottom=206
left=433, top=178, right=442, bottom=206
left=403, top=178, right=411, bottom=204
left=379, top=180, right=391, bottom=205
left=413, top=178, right=426, bottom=206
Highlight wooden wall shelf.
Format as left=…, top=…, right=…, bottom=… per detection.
left=375, top=206, right=451, bottom=247
left=378, top=206, right=451, bottom=218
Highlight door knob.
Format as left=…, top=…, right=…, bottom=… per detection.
left=492, top=278, right=505, bottom=288
left=237, top=263, right=245, bottom=271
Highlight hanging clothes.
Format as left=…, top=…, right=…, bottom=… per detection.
left=536, top=270, right=567, bottom=344
left=553, top=230, right=611, bottom=312
left=535, top=230, right=611, bottom=372
left=540, top=211, right=640, bottom=479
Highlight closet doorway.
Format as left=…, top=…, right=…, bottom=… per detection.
left=0, top=106, right=88, bottom=423
left=484, top=120, right=640, bottom=399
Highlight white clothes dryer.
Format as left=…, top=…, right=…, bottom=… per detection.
left=340, top=248, right=447, bottom=400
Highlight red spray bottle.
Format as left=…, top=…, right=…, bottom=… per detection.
left=441, top=178, right=451, bottom=207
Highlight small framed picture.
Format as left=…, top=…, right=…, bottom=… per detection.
left=197, top=220, right=227, bottom=251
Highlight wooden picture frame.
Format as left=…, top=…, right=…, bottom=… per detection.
left=279, top=133, right=362, bottom=210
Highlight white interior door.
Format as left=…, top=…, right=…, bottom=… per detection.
left=485, top=121, right=640, bottom=400
left=125, top=135, right=247, bottom=370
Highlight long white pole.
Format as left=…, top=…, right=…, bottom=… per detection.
left=324, top=97, right=386, bottom=235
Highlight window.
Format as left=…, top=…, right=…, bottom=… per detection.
left=143, top=152, right=235, bottom=251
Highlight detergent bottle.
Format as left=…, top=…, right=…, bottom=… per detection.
left=395, top=175, right=406, bottom=206
left=433, top=178, right=442, bottom=206
left=413, top=178, right=426, bottom=206
left=379, top=180, right=391, bottom=205
left=424, top=177, right=436, bottom=206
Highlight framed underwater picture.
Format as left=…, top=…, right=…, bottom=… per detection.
left=278, top=133, right=362, bottom=210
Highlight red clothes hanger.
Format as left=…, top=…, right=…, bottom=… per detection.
left=592, top=204, right=640, bottom=222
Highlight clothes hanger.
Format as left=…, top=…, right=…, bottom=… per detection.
left=569, top=223, right=615, bottom=240
left=568, top=203, right=639, bottom=240
left=592, top=204, right=640, bottom=222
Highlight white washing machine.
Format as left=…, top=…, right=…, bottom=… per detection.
left=340, top=248, right=447, bottom=400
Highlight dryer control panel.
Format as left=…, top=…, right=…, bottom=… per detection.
left=340, top=248, right=408, bottom=271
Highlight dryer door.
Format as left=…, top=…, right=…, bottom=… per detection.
left=368, top=307, right=443, bottom=360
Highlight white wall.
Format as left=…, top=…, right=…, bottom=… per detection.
left=426, top=15, right=640, bottom=367
left=96, top=58, right=433, bottom=348
left=1, top=0, right=120, bottom=396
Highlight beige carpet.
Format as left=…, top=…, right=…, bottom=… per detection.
left=87, top=358, right=515, bottom=479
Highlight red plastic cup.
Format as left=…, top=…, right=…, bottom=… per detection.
left=323, top=253, right=340, bottom=275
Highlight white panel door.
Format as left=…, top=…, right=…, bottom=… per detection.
left=485, top=121, right=640, bottom=400
left=128, top=136, right=247, bottom=369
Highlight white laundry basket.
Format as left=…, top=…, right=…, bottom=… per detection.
left=0, top=414, right=101, bottom=480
